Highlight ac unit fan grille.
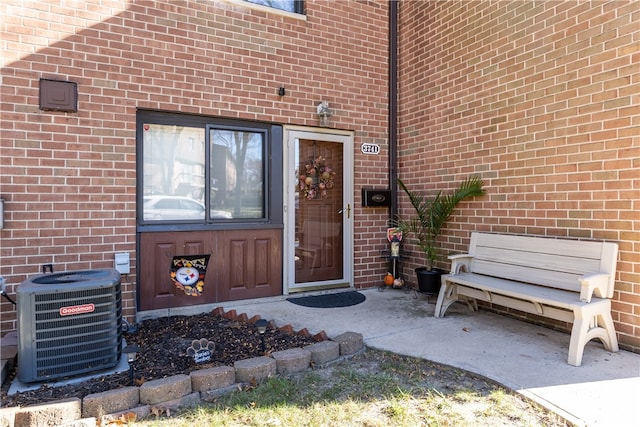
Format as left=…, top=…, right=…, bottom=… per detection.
left=36, top=316, right=119, bottom=340
left=37, top=331, right=120, bottom=359
left=36, top=350, right=119, bottom=379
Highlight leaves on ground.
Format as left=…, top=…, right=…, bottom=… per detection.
left=1, top=312, right=315, bottom=407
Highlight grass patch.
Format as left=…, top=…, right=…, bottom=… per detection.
left=130, top=348, right=570, bottom=427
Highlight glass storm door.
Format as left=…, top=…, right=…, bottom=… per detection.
left=284, top=128, right=353, bottom=292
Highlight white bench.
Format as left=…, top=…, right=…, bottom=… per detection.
left=435, top=232, right=619, bottom=366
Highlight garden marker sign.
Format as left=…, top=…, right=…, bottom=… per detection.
left=186, top=338, right=216, bottom=364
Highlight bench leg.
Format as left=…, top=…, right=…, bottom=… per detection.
left=464, top=297, right=478, bottom=312
left=435, top=275, right=457, bottom=317
left=435, top=276, right=480, bottom=317
left=568, top=301, right=619, bottom=367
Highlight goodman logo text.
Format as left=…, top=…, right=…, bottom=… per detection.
left=60, top=303, right=95, bottom=316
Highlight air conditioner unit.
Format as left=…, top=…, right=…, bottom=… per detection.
left=17, top=269, right=122, bottom=383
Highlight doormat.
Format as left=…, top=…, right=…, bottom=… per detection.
left=286, top=291, right=365, bottom=308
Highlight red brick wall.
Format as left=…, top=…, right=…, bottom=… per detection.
left=0, top=0, right=391, bottom=333
left=3, top=0, right=639, bottom=354
left=398, top=0, right=639, bottom=351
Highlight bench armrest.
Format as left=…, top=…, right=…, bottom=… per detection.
left=448, top=254, right=473, bottom=274
left=579, top=273, right=610, bottom=303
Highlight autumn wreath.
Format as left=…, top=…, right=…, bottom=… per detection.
left=298, top=156, right=336, bottom=200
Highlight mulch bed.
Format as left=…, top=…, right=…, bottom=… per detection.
left=1, top=311, right=317, bottom=407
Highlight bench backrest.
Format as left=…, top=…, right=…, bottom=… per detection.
left=468, top=232, right=619, bottom=297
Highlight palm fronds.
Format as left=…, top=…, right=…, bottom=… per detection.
left=395, top=176, right=486, bottom=269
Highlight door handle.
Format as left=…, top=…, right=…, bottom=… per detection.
left=337, top=204, right=351, bottom=218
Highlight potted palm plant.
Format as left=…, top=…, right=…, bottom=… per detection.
left=395, top=176, right=486, bottom=294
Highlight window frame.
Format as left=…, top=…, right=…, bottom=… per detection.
left=218, top=0, right=307, bottom=19
left=244, top=0, right=304, bottom=15
left=136, top=110, right=283, bottom=232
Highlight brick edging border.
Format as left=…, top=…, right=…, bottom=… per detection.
left=0, top=307, right=363, bottom=427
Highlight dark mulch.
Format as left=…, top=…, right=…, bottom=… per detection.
left=1, top=312, right=316, bottom=407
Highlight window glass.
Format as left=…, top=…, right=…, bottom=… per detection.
left=245, top=0, right=301, bottom=13
left=210, top=129, right=264, bottom=219
left=142, top=124, right=205, bottom=221
left=139, top=113, right=274, bottom=225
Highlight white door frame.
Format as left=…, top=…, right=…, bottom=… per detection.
left=283, top=126, right=354, bottom=294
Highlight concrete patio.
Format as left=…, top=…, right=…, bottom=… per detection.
left=221, top=288, right=640, bottom=427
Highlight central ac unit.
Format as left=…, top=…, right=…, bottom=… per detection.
left=17, top=268, right=122, bottom=383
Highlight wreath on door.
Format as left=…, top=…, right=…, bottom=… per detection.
left=298, top=156, right=336, bottom=200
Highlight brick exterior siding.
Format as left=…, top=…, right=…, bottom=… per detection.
left=0, top=0, right=390, bottom=331
left=398, top=0, right=639, bottom=352
left=1, top=0, right=638, bottom=354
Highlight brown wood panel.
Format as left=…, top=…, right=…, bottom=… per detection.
left=138, top=229, right=281, bottom=311
left=138, top=232, right=212, bottom=311
left=228, top=238, right=248, bottom=291
left=222, top=229, right=282, bottom=301
left=254, top=237, right=270, bottom=285
left=137, top=240, right=176, bottom=310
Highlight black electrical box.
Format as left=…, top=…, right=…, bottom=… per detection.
left=362, top=188, right=391, bottom=207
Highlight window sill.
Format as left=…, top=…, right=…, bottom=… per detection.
left=137, top=222, right=283, bottom=233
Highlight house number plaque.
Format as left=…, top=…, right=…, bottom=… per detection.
left=361, top=143, right=380, bottom=154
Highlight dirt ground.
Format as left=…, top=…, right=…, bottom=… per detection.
left=1, top=312, right=317, bottom=407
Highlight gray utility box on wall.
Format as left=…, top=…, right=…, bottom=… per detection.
left=17, top=269, right=122, bottom=383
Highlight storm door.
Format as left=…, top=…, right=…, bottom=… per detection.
left=284, top=127, right=353, bottom=292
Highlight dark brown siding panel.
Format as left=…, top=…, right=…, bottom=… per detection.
left=228, top=237, right=249, bottom=291
left=223, top=229, right=282, bottom=301
left=139, top=229, right=281, bottom=311
left=254, top=237, right=271, bottom=286
left=139, top=232, right=213, bottom=311
left=184, top=240, right=206, bottom=255
left=139, top=240, right=176, bottom=310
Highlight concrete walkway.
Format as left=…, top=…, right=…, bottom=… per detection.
left=221, top=288, right=640, bottom=427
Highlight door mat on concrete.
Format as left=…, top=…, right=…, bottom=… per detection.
left=286, top=291, right=365, bottom=308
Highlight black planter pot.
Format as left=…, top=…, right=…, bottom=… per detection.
left=415, top=267, right=444, bottom=295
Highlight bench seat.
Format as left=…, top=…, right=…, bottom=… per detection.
left=434, top=232, right=620, bottom=366
left=445, top=273, right=608, bottom=312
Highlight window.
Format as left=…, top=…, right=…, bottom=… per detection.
left=245, top=0, right=303, bottom=14
left=138, top=111, right=282, bottom=226
left=142, top=124, right=206, bottom=219
left=209, top=128, right=264, bottom=219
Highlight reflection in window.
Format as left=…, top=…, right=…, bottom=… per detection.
left=210, top=129, right=264, bottom=219
left=245, top=0, right=302, bottom=14
left=140, top=115, right=270, bottom=223
left=142, top=124, right=205, bottom=221
left=143, top=195, right=205, bottom=221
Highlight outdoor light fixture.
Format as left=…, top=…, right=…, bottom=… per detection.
left=317, top=101, right=332, bottom=127
left=256, top=319, right=268, bottom=352
left=123, top=344, right=139, bottom=385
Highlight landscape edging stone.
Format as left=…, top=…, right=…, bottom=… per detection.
left=1, top=307, right=362, bottom=425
